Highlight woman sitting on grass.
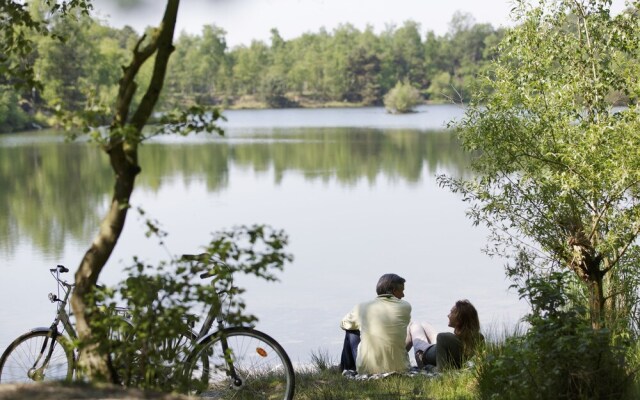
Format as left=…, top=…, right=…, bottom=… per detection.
left=407, top=299, right=484, bottom=370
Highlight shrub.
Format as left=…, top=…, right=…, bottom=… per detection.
left=383, top=80, right=422, bottom=114
left=476, top=272, right=631, bottom=400
left=87, top=224, right=293, bottom=391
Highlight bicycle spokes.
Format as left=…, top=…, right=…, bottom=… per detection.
left=186, top=328, right=294, bottom=399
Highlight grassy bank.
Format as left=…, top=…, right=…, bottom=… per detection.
left=295, top=367, right=477, bottom=400
left=291, top=337, right=640, bottom=400
left=289, top=350, right=477, bottom=400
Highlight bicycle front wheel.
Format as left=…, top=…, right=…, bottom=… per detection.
left=186, top=327, right=295, bottom=400
left=0, top=330, right=74, bottom=383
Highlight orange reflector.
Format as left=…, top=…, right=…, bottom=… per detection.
left=256, top=347, right=268, bottom=357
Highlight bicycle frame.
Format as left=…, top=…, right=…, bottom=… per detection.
left=26, top=266, right=76, bottom=381
left=49, top=266, right=77, bottom=340
left=194, top=293, right=222, bottom=341
left=181, top=254, right=245, bottom=386
left=180, top=253, right=229, bottom=346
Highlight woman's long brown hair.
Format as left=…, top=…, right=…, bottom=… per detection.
left=451, top=299, right=482, bottom=358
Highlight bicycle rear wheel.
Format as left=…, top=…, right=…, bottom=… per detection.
left=186, top=327, right=295, bottom=400
left=0, top=330, right=74, bottom=383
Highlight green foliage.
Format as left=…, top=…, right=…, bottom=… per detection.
left=163, top=25, right=231, bottom=108
left=379, top=21, right=426, bottom=92
left=0, top=86, right=30, bottom=132
left=261, top=75, right=294, bottom=108
left=87, top=224, right=293, bottom=391
left=1, top=0, right=97, bottom=131
left=383, top=80, right=422, bottom=113
left=439, top=13, right=500, bottom=103
left=154, top=105, right=226, bottom=137
left=345, top=44, right=382, bottom=105
left=35, top=17, right=91, bottom=113
left=476, top=272, right=631, bottom=399
left=232, top=40, right=269, bottom=96
left=0, top=0, right=92, bottom=91
left=439, top=0, right=640, bottom=330
left=426, top=71, right=453, bottom=102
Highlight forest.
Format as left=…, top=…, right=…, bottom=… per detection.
left=0, top=5, right=504, bottom=132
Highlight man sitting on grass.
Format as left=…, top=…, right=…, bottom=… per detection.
left=339, top=273, right=411, bottom=374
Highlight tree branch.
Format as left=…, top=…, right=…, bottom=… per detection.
left=130, top=1, right=179, bottom=131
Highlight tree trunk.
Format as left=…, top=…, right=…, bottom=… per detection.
left=587, top=272, right=605, bottom=330
left=70, top=0, right=179, bottom=382
left=568, top=257, right=605, bottom=330
left=565, top=222, right=606, bottom=330
left=70, top=147, right=139, bottom=380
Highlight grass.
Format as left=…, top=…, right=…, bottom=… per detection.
left=295, top=368, right=477, bottom=400
left=294, top=350, right=477, bottom=400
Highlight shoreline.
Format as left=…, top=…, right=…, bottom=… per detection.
left=0, top=99, right=449, bottom=135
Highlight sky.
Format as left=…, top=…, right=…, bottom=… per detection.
left=88, top=0, right=615, bottom=48
left=91, top=0, right=629, bottom=47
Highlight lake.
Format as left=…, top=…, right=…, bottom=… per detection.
left=0, top=104, right=528, bottom=367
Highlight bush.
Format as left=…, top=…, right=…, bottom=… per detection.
left=87, top=224, right=293, bottom=392
left=383, top=80, right=422, bottom=114
left=476, top=272, right=631, bottom=400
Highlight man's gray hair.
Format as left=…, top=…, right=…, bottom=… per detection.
left=376, top=273, right=405, bottom=295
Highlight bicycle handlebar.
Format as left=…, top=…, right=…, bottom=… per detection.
left=49, top=265, right=69, bottom=274
left=49, top=265, right=74, bottom=291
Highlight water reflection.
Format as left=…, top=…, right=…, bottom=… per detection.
left=0, top=128, right=471, bottom=257
left=0, top=141, right=110, bottom=257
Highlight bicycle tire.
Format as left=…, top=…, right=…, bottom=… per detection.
left=0, top=330, right=74, bottom=383
left=185, top=327, right=295, bottom=400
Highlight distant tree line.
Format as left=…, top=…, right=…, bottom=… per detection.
left=2, top=5, right=505, bottom=132
left=165, top=12, right=504, bottom=109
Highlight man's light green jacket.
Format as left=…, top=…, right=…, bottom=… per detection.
left=341, top=294, right=411, bottom=374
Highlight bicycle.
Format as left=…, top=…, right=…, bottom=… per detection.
left=0, top=257, right=295, bottom=400
left=0, top=265, right=131, bottom=384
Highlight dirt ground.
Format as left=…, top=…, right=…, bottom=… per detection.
left=0, top=382, right=191, bottom=400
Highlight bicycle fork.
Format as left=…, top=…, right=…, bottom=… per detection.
left=27, top=324, right=60, bottom=381
left=219, top=333, right=244, bottom=389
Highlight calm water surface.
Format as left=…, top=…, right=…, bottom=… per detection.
left=0, top=105, right=528, bottom=365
